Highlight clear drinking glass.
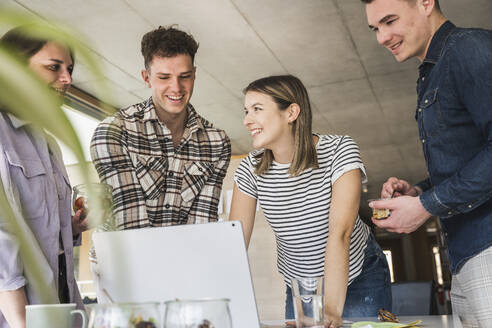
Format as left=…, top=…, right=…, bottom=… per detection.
left=163, top=299, right=232, bottom=328
left=291, top=277, right=324, bottom=328
left=87, top=302, right=161, bottom=328
left=72, top=183, right=115, bottom=266
left=72, top=183, right=115, bottom=230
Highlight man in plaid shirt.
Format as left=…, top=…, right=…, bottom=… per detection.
left=90, top=26, right=231, bottom=230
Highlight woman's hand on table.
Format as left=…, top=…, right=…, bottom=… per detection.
left=324, top=309, right=342, bottom=328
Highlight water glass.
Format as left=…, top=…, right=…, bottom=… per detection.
left=72, top=183, right=114, bottom=230
left=291, top=277, right=324, bottom=328
left=163, top=298, right=232, bottom=328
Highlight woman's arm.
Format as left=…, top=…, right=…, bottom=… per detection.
left=323, top=169, right=362, bottom=327
left=0, top=287, right=28, bottom=328
left=229, top=183, right=257, bottom=249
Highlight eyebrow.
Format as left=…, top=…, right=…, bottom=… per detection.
left=48, top=58, right=73, bottom=69
left=368, top=14, right=398, bottom=29
left=48, top=58, right=64, bottom=64
left=244, top=102, right=262, bottom=109
left=156, top=70, right=193, bottom=76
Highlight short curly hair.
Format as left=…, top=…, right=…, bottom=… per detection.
left=141, top=25, right=199, bottom=70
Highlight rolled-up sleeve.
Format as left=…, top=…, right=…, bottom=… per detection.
left=0, top=151, right=26, bottom=291
left=0, top=228, right=26, bottom=291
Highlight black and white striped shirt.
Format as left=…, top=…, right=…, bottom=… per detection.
left=234, top=134, right=370, bottom=286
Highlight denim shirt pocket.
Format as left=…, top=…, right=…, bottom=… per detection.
left=181, top=161, right=214, bottom=204
left=135, top=155, right=168, bottom=200
left=419, top=88, right=443, bottom=137
left=5, top=151, right=47, bottom=219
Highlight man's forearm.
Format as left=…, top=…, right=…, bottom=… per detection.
left=0, top=287, right=28, bottom=328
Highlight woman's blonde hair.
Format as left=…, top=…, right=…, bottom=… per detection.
left=243, top=75, right=318, bottom=176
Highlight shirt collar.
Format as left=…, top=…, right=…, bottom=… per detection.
left=142, top=97, right=159, bottom=122
left=423, top=20, right=456, bottom=64
left=185, top=103, right=204, bottom=133
left=142, top=97, right=204, bottom=132
left=7, top=113, right=31, bottom=129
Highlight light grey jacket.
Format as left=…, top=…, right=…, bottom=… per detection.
left=0, top=113, right=82, bottom=327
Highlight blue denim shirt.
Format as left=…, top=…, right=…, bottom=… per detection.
left=415, top=21, right=492, bottom=273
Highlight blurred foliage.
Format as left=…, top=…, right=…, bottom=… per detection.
left=0, top=10, right=109, bottom=303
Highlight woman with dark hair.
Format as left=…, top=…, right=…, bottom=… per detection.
left=0, top=26, right=86, bottom=328
left=230, top=75, right=391, bottom=327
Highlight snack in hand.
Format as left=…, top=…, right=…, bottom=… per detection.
left=368, top=199, right=391, bottom=220
left=372, top=208, right=391, bottom=220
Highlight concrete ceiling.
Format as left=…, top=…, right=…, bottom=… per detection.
left=2, top=0, right=492, bottom=208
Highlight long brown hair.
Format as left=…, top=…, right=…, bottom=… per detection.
left=243, top=75, right=318, bottom=176
left=0, top=25, right=75, bottom=63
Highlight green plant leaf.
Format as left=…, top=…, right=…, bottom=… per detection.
left=0, top=10, right=114, bottom=307
left=0, top=181, right=59, bottom=303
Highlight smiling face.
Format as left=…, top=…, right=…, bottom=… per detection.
left=366, top=0, right=434, bottom=62
left=243, top=91, right=294, bottom=152
left=142, top=53, right=196, bottom=122
left=28, top=41, right=73, bottom=96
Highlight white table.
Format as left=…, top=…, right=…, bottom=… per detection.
left=262, top=315, right=455, bottom=327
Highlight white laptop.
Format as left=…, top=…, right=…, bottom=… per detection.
left=92, top=221, right=260, bottom=328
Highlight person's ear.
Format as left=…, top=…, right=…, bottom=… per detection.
left=418, top=0, right=435, bottom=16
left=141, top=69, right=151, bottom=88
left=287, top=103, right=301, bottom=123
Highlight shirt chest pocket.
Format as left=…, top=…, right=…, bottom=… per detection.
left=181, top=161, right=214, bottom=203
left=52, top=163, right=71, bottom=201
left=5, top=151, right=47, bottom=219
left=135, top=155, right=168, bottom=200
left=419, top=88, right=443, bottom=137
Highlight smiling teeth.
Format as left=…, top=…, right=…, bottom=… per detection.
left=168, top=95, right=184, bottom=100
left=251, top=128, right=262, bottom=136
left=391, top=42, right=402, bottom=50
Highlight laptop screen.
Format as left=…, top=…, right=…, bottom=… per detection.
left=92, top=221, right=260, bottom=328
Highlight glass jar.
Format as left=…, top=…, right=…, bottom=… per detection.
left=163, top=298, right=232, bottom=328
left=87, top=302, right=161, bottom=328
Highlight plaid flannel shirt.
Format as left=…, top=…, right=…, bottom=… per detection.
left=90, top=98, right=231, bottom=229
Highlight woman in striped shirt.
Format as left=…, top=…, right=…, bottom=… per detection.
left=230, top=75, right=391, bottom=327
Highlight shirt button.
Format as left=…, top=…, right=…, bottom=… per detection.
left=422, top=139, right=426, bottom=143
left=468, top=204, right=472, bottom=208
left=418, top=108, right=422, bottom=112
left=424, top=99, right=429, bottom=104
left=165, top=204, right=170, bottom=209
left=169, top=171, right=174, bottom=177
left=448, top=211, right=452, bottom=215
left=198, top=168, right=203, bottom=172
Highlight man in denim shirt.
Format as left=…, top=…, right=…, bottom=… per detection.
left=362, top=0, right=492, bottom=326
